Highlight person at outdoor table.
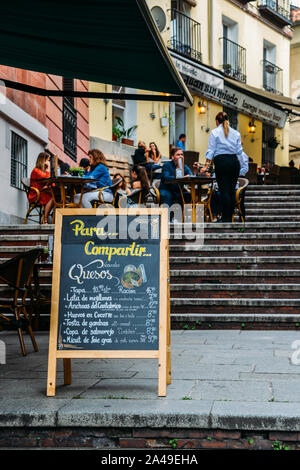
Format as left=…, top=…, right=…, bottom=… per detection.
left=132, top=140, right=147, bottom=165
left=201, top=111, right=242, bottom=222
left=74, top=149, right=113, bottom=207
left=159, top=147, right=193, bottom=208
left=176, top=134, right=186, bottom=151
left=28, top=152, right=54, bottom=224
left=238, top=151, right=249, bottom=177
left=145, top=141, right=162, bottom=176
left=79, top=157, right=90, bottom=175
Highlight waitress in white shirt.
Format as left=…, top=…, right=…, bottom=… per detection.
left=201, top=111, right=242, bottom=222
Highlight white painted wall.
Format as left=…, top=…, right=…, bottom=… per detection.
left=0, top=97, right=48, bottom=224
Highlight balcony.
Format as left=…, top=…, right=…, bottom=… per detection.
left=220, top=37, right=246, bottom=83
left=258, top=0, right=292, bottom=28
left=168, top=9, right=202, bottom=63
left=262, top=59, right=283, bottom=95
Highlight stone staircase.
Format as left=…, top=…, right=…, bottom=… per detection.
left=0, top=184, right=300, bottom=329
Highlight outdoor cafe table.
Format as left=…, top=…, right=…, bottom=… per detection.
left=41, top=176, right=98, bottom=215
left=167, top=175, right=215, bottom=223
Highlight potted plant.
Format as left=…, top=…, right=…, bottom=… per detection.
left=267, top=137, right=280, bottom=149
left=160, top=113, right=169, bottom=128
left=114, top=117, right=137, bottom=146
left=112, top=124, right=122, bottom=142
left=68, top=167, right=85, bottom=177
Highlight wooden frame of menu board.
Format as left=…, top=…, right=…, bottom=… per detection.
left=47, top=208, right=170, bottom=397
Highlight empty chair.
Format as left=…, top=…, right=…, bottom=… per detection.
left=0, top=248, right=43, bottom=356
left=232, top=177, right=249, bottom=222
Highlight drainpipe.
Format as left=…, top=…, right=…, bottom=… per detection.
left=208, top=0, right=214, bottom=68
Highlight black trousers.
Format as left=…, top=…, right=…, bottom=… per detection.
left=214, top=154, right=240, bottom=222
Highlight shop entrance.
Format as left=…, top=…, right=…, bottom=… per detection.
left=262, top=123, right=275, bottom=167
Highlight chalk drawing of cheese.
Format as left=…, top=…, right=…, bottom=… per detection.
left=121, top=265, right=143, bottom=288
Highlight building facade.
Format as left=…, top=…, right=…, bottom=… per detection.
left=0, top=66, right=89, bottom=223
left=290, top=7, right=300, bottom=164
left=89, top=0, right=292, bottom=168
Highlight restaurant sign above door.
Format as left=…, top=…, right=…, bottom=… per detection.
left=171, top=53, right=287, bottom=128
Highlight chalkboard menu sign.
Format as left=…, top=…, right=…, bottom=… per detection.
left=47, top=208, right=170, bottom=397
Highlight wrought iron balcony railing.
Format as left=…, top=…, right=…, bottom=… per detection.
left=63, top=98, right=77, bottom=161
left=262, top=59, right=283, bottom=95
left=168, top=9, right=202, bottom=63
left=258, top=0, right=292, bottom=27
left=220, top=37, right=246, bottom=83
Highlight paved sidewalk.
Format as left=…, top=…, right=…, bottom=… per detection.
left=1, top=329, right=300, bottom=430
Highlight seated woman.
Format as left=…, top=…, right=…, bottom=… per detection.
left=119, top=165, right=150, bottom=207
left=74, top=149, right=113, bottom=207
left=28, top=152, right=53, bottom=223
left=145, top=141, right=161, bottom=178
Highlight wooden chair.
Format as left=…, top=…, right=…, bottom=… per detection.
left=118, top=188, right=149, bottom=207
left=0, top=248, right=43, bottom=356
left=264, top=164, right=280, bottom=185
left=92, top=178, right=123, bottom=208
left=199, top=183, right=213, bottom=222
left=22, top=177, right=46, bottom=224
left=147, top=182, right=161, bottom=205
left=232, top=177, right=249, bottom=223
left=245, top=162, right=257, bottom=185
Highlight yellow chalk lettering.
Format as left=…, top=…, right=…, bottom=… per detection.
left=70, top=219, right=84, bottom=237
left=84, top=240, right=94, bottom=255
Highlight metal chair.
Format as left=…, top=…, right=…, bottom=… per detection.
left=22, top=177, right=46, bottom=224
left=0, top=248, right=43, bottom=356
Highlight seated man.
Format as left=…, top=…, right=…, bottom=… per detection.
left=159, top=147, right=193, bottom=209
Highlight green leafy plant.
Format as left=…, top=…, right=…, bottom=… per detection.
left=68, top=167, right=85, bottom=177
left=169, top=438, right=178, bottom=449
left=114, top=116, right=137, bottom=140
left=182, top=396, right=192, bottom=400
left=272, top=440, right=290, bottom=450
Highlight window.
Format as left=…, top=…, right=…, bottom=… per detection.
left=10, top=131, right=28, bottom=190
left=223, top=106, right=238, bottom=130
left=63, top=77, right=77, bottom=161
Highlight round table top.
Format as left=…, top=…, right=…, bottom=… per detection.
left=40, top=176, right=98, bottom=184
left=167, top=176, right=215, bottom=184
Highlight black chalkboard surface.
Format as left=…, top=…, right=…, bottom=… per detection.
left=57, top=214, right=160, bottom=350
left=47, top=208, right=170, bottom=397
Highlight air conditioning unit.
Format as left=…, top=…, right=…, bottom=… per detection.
left=151, top=6, right=167, bottom=33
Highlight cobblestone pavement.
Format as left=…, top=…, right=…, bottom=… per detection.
left=1, top=329, right=300, bottom=430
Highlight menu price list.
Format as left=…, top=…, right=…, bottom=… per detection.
left=57, top=246, right=160, bottom=351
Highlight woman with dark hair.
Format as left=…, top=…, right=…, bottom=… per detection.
left=74, top=149, right=112, bottom=207
left=121, top=165, right=150, bottom=207
left=145, top=141, right=161, bottom=178
left=28, top=152, right=53, bottom=223
left=201, top=111, right=242, bottom=222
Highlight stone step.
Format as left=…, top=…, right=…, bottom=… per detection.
left=170, top=256, right=300, bottom=270
left=245, top=216, right=300, bottom=222
left=170, top=233, right=300, bottom=245
left=249, top=185, right=300, bottom=189
left=171, top=313, right=300, bottom=323
left=245, top=196, right=300, bottom=202
left=170, top=269, right=300, bottom=283
left=171, top=297, right=300, bottom=314
left=170, top=244, right=300, bottom=256
left=247, top=190, right=300, bottom=196
left=170, top=283, right=300, bottom=299
left=245, top=202, right=300, bottom=208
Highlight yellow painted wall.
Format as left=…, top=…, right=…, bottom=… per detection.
left=89, top=82, right=112, bottom=141
left=137, top=90, right=170, bottom=157
left=239, top=114, right=262, bottom=165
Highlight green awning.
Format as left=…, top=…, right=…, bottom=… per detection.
left=0, top=0, right=193, bottom=104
